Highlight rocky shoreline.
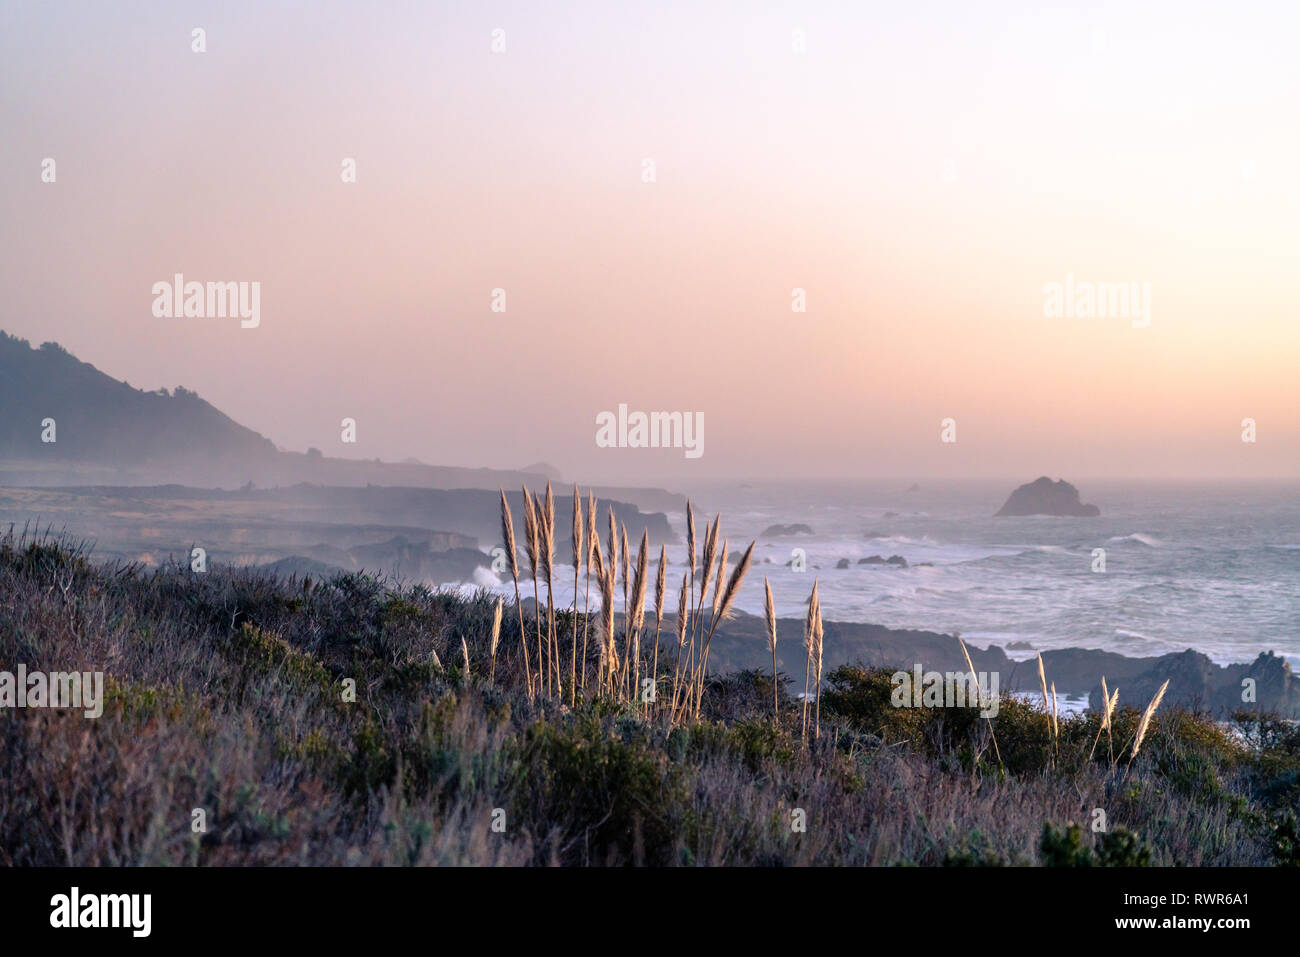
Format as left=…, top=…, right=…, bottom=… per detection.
left=698, top=610, right=1299, bottom=718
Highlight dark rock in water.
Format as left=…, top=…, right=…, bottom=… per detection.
left=1007, top=640, right=1035, bottom=651
left=836, top=558, right=851, bottom=569
left=673, top=612, right=1300, bottom=717
left=882, top=511, right=899, bottom=518
left=996, top=477, right=1099, bottom=517
left=857, top=554, right=909, bottom=568
left=864, top=530, right=887, bottom=539
left=761, top=523, right=814, bottom=538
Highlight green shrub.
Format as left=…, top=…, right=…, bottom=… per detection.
left=822, top=665, right=927, bottom=745
left=1269, top=810, right=1300, bottom=866
left=511, top=715, right=683, bottom=865
left=1040, top=822, right=1151, bottom=866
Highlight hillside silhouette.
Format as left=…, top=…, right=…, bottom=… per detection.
left=0, top=331, right=276, bottom=469
left=0, top=331, right=580, bottom=492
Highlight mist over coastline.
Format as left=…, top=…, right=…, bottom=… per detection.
left=3, top=0, right=1299, bottom=883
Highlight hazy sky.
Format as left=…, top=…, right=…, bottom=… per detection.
left=2, top=1, right=1297, bottom=483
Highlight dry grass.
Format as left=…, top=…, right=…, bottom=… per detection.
left=488, top=596, right=502, bottom=684
left=1087, top=675, right=1117, bottom=763
left=3, top=527, right=1295, bottom=867
left=959, top=636, right=1001, bottom=766
left=499, top=488, right=531, bottom=698
left=1128, top=678, right=1170, bottom=767
left=1036, top=654, right=1050, bottom=726
left=764, top=577, right=778, bottom=720
left=521, top=486, right=542, bottom=697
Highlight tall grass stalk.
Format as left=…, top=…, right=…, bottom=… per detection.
left=541, top=482, right=557, bottom=698
left=1126, top=679, right=1170, bottom=772
left=605, top=508, right=619, bottom=687
left=498, top=488, right=532, bottom=700
left=651, top=544, right=666, bottom=717
left=570, top=484, right=583, bottom=707
left=812, top=587, right=825, bottom=739
left=669, top=570, right=690, bottom=720
left=764, top=577, right=778, bottom=722
left=1087, top=675, right=1114, bottom=763
left=628, top=530, right=648, bottom=712
left=801, top=579, right=818, bottom=743
left=620, top=524, right=631, bottom=697
left=959, top=636, right=1001, bottom=767
left=488, top=596, right=502, bottom=684
left=693, top=540, right=752, bottom=719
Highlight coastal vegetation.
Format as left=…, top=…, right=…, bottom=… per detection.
left=2, top=511, right=1297, bottom=867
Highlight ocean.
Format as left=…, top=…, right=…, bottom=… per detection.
left=663, top=479, right=1300, bottom=669
left=460, top=479, right=1298, bottom=670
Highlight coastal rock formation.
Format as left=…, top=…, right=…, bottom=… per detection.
left=995, top=477, right=1099, bottom=517
left=695, top=615, right=1300, bottom=718
left=761, top=523, right=814, bottom=538
left=858, top=554, right=909, bottom=567
left=1088, top=649, right=1300, bottom=718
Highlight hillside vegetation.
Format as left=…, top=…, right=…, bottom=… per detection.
left=2, top=530, right=1297, bottom=866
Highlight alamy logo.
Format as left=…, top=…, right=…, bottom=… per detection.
left=50, top=887, right=151, bottom=937
left=0, top=664, right=104, bottom=718
left=891, top=663, right=1000, bottom=717
left=595, top=403, right=703, bottom=459
left=152, top=274, right=260, bottom=328
left=1042, top=274, right=1150, bottom=328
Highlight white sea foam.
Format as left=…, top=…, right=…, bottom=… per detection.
left=1106, top=533, right=1163, bottom=547
left=471, top=566, right=502, bottom=588
left=432, top=481, right=1300, bottom=667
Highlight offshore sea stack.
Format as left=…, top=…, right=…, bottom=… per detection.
left=995, top=477, right=1100, bottom=517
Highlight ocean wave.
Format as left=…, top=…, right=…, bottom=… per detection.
left=471, top=566, right=502, bottom=588
left=1106, top=533, right=1163, bottom=547
left=1113, top=628, right=1156, bottom=643
left=859, top=535, right=1039, bottom=566
left=1013, top=691, right=1091, bottom=716
left=960, top=631, right=1036, bottom=644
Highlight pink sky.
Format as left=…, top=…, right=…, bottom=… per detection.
left=2, top=1, right=1296, bottom=482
